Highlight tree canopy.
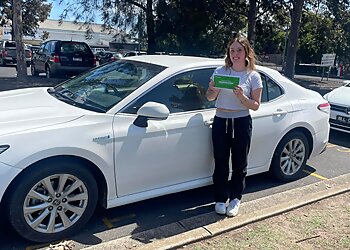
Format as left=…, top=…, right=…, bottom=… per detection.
left=0, top=0, right=51, bottom=38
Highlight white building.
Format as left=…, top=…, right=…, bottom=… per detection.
left=1, top=19, right=126, bottom=48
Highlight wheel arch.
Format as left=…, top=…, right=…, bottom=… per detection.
left=2, top=155, right=108, bottom=209
left=276, top=127, right=313, bottom=159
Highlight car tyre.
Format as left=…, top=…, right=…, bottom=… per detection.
left=1, top=58, right=6, bottom=66
left=270, top=131, right=309, bottom=181
left=31, top=64, right=39, bottom=76
left=45, top=65, right=52, bottom=79
left=6, top=160, right=98, bottom=242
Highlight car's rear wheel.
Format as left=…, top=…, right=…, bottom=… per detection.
left=45, top=65, right=52, bottom=78
left=1, top=58, right=6, bottom=66
left=31, top=64, right=39, bottom=76
left=270, top=131, right=309, bottom=181
left=6, top=161, right=98, bottom=242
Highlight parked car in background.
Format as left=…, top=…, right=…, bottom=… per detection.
left=323, top=80, right=350, bottom=133
left=91, top=47, right=106, bottom=54
left=30, top=45, right=41, bottom=55
left=0, top=55, right=330, bottom=242
left=31, top=40, right=96, bottom=78
left=99, top=51, right=123, bottom=64
left=123, top=51, right=147, bottom=57
left=0, top=40, right=32, bottom=67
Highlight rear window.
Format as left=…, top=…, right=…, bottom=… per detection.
left=5, top=42, right=16, bottom=48
left=60, top=42, right=91, bottom=54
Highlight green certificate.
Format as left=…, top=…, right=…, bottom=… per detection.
left=214, top=75, right=240, bottom=89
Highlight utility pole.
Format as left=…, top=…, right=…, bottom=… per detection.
left=13, top=0, right=27, bottom=79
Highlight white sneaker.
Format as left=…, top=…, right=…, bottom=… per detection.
left=215, top=202, right=226, bottom=215
left=226, top=198, right=240, bottom=217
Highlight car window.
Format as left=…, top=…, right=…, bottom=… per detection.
left=5, top=42, right=16, bottom=48
left=60, top=42, right=91, bottom=54
left=260, top=73, right=283, bottom=102
left=53, top=60, right=166, bottom=112
left=43, top=42, right=50, bottom=54
left=123, top=68, right=216, bottom=114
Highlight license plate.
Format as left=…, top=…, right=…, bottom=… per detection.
left=73, top=57, right=82, bottom=61
left=336, top=115, right=350, bottom=124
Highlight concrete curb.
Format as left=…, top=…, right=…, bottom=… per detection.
left=82, top=173, right=350, bottom=250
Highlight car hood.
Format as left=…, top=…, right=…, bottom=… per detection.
left=325, top=86, right=350, bottom=106
left=0, top=87, right=86, bottom=136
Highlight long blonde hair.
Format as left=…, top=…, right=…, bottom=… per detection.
left=224, top=34, right=256, bottom=71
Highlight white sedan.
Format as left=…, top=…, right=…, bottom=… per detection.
left=323, top=80, right=350, bottom=133
left=0, top=55, right=330, bottom=242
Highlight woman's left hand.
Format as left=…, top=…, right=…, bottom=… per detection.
left=233, top=85, right=244, bottom=98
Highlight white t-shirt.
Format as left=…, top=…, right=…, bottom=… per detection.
left=212, top=66, right=263, bottom=111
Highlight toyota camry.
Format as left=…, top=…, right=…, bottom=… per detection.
left=0, top=55, right=330, bottom=242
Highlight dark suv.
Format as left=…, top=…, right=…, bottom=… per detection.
left=31, top=40, right=96, bottom=78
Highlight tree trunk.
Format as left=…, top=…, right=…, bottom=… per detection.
left=247, top=0, right=257, bottom=47
left=284, top=0, right=304, bottom=79
left=13, top=0, right=27, bottom=79
left=146, top=0, right=156, bottom=54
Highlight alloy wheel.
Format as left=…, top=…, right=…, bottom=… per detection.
left=279, top=138, right=306, bottom=176
left=23, top=174, right=88, bottom=233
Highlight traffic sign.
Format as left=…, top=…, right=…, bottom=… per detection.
left=321, top=53, right=336, bottom=66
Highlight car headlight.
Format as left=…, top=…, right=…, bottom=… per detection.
left=0, top=145, right=10, bottom=154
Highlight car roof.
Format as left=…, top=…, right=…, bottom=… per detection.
left=123, top=55, right=281, bottom=76
left=124, top=55, right=223, bottom=68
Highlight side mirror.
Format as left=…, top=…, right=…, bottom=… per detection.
left=343, top=80, right=350, bottom=87
left=133, top=102, right=170, bottom=127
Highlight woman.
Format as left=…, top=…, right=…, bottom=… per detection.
left=206, top=34, right=263, bottom=216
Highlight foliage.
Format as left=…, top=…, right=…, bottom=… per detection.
left=0, top=0, right=51, bottom=37
left=155, top=0, right=246, bottom=56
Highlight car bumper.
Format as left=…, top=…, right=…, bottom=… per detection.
left=310, top=127, right=329, bottom=158
left=329, top=105, right=350, bottom=133
left=0, top=162, right=21, bottom=204
left=4, top=57, right=31, bottom=64
left=51, top=65, right=93, bottom=75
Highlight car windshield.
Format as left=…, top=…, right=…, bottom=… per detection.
left=52, top=60, right=166, bottom=112
left=60, top=42, right=91, bottom=54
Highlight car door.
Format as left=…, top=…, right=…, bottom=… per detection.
left=113, top=68, right=217, bottom=197
left=35, top=42, right=49, bottom=72
left=248, top=72, right=293, bottom=171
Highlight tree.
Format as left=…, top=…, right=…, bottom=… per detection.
left=155, top=0, right=246, bottom=56
left=0, top=0, right=52, bottom=39
left=13, top=0, right=26, bottom=79
left=284, top=0, right=305, bottom=79
left=61, top=0, right=157, bottom=53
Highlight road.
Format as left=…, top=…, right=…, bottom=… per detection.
left=0, top=65, right=349, bottom=249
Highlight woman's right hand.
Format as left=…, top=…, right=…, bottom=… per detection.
left=208, top=80, right=219, bottom=93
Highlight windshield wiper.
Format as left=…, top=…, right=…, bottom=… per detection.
left=48, top=88, right=106, bottom=113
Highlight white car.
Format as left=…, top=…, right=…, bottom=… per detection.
left=323, top=80, right=350, bottom=133
left=0, top=56, right=330, bottom=242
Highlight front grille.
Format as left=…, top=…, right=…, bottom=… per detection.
left=330, top=104, right=349, bottom=114
left=330, top=119, right=350, bottom=132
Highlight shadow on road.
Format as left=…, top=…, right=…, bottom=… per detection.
left=0, top=76, right=64, bottom=92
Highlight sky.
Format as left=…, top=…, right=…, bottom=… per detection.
left=48, top=0, right=102, bottom=23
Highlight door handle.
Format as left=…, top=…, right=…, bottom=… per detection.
left=204, top=118, right=214, bottom=126
left=273, top=109, right=288, bottom=116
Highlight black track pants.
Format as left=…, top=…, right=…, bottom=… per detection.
left=212, top=115, right=252, bottom=202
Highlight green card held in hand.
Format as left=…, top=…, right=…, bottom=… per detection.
left=214, top=75, right=240, bottom=89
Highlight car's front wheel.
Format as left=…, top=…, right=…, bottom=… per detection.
left=270, top=131, right=309, bottom=181
left=6, top=161, right=98, bottom=242
left=31, top=64, right=39, bottom=76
